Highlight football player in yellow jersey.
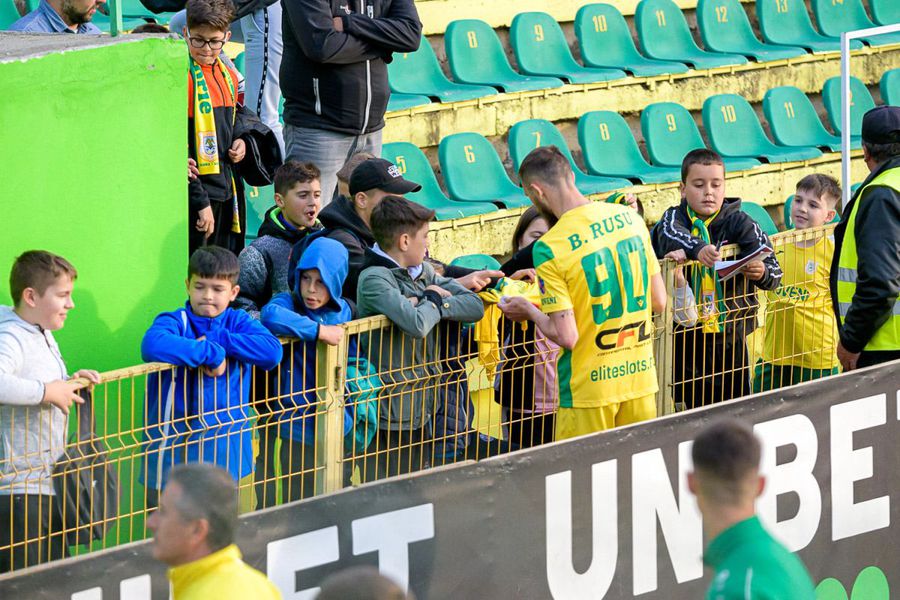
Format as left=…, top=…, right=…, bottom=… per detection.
left=499, top=146, right=667, bottom=440
left=753, top=175, right=841, bottom=392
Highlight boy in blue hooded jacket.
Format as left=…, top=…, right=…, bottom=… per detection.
left=260, top=237, right=355, bottom=503
left=141, top=247, right=282, bottom=508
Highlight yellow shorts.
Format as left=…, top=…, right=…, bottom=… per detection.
left=555, top=395, right=657, bottom=441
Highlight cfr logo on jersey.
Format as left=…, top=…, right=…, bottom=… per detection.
left=594, top=320, right=652, bottom=350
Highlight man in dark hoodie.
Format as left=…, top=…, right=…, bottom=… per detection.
left=651, top=149, right=782, bottom=407
left=280, top=0, right=422, bottom=202
left=236, top=161, right=323, bottom=318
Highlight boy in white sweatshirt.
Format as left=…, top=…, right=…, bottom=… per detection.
left=0, top=251, right=100, bottom=573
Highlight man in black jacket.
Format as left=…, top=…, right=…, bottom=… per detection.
left=281, top=0, right=422, bottom=204
left=832, top=106, right=900, bottom=371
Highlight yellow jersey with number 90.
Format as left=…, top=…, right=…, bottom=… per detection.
left=533, top=202, right=660, bottom=408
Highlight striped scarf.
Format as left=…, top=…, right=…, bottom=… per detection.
left=686, top=205, right=725, bottom=333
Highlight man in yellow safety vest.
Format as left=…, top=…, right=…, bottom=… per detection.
left=832, top=106, right=900, bottom=371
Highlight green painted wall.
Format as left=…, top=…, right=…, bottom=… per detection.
left=0, top=37, right=187, bottom=373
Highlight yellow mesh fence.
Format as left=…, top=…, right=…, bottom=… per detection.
left=0, top=224, right=839, bottom=573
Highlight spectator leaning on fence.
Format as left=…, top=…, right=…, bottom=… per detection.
left=0, top=251, right=100, bottom=573
left=832, top=106, right=900, bottom=372
left=259, top=237, right=354, bottom=504
left=140, top=247, right=282, bottom=509
left=689, top=420, right=815, bottom=599
left=499, top=146, right=666, bottom=440
left=753, top=174, right=841, bottom=393
left=148, top=463, right=282, bottom=599
left=7, top=0, right=102, bottom=33
left=651, top=149, right=782, bottom=408
left=356, top=195, right=484, bottom=481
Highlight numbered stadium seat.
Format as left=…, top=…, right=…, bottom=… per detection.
left=756, top=0, right=863, bottom=53
left=811, top=0, right=900, bottom=46
left=641, top=102, right=761, bottom=171
left=438, top=133, right=532, bottom=208
left=387, top=37, right=498, bottom=102
left=635, top=0, right=747, bottom=69
left=881, top=69, right=900, bottom=107
left=575, top=4, right=688, bottom=76
left=577, top=111, right=681, bottom=183
left=703, top=94, right=822, bottom=163
left=763, top=86, right=846, bottom=151
left=507, top=119, right=631, bottom=195
left=381, top=142, right=497, bottom=219
left=740, top=201, right=779, bottom=236
left=509, top=12, right=626, bottom=84
left=869, top=0, right=900, bottom=26
left=697, top=0, right=806, bottom=61
left=1, top=0, right=20, bottom=29
left=445, top=19, right=564, bottom=93
left=822, top=76, right=876, bottom=140
left=386, top=94, right=432, bottom=111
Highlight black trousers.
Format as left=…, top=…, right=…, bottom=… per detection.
left=675, top=329, right=750, bottom=409
left=361, top=428, right=431, bottom=483
left=0, top=494, right=67, bottom=573
left=188, top=197, right=246, bottom=257
left=858, top=349, right=900, bottom=369
left=508, top=412, right=555, bottom=449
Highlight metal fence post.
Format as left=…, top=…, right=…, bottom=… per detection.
left=314, top=334, right=348, bottom=495
left=655, top=259, right=676, bottom=416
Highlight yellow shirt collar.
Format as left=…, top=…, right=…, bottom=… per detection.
left=168, top=544, right=242, bottom=594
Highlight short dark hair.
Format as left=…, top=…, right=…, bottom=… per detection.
left=9, top=251, right=77, bottom=307
left=131, top=23, right=170, bottom=33
left=185, top=0, right=234, bottom=31
left=862, top=140, right=900, bottom=165
left=370, top=196, right=435, bottom=249
left=167, top=464, right=238, bottom=553
left=274, top=161, right=321, bottom=196
left=336, top=151, right=376, bottom=187
left=681, top=148, right=724, bottom=183
left=692, top=420, right=761, bottom=504
left=316, top=567, right=412, bottom=600
left=796, top=173, right=841, bottom=209
left=518, top=146, right=573, bottom=186
left=188, top=246, right=239, bottom=284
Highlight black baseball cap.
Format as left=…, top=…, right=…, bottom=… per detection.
left=861, top=106, right=900, bottom=145
left=349, top=158, right=422, bottom=196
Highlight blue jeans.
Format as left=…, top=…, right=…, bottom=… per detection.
left=284, top=125, right=383, bottom=206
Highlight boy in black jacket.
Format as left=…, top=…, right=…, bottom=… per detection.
left=651, top=149, right=782, bottom=407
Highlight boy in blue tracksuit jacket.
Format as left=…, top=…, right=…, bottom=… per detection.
left=141, top=247, right=282, bottom=508
left=260, top=237, right=354, bottom=504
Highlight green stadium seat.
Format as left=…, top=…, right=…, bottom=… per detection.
left=740, top=201, right=779, bottom=236
left=381, top=142, right=497, bottom=219
left=635, top=0, right=748, bottom=69
left=641, top=102, right=762, bottom=171
left=449, top=254, right=503, bottom=271
left=91, top=12, right=155, bottom=32
left=870, top=0, right=900, bottom=26
left=578, top=111, right=681, bottom=183
left=575, top=4, right=689, bottom=76
left=24, top=0, right=38, bottom=12
left=703, top=94, right=822, bottom=163
left=507, top=119, right=631, bottom=195
left=387, top=93, right=432, bottom=111
left=388, top=37, right=498, bottom=102
left=445, top=19, right=564, bottom=93
left=881, top=69, right=900, bottom=107
left=811, top=0, right=900, bottom=46
left=783, top=194, right=841, bottom=229
left=756, top=0, right=863, bottom=53
left=438, top=133, right=532, bottom=208
left=822, top=76, right=876, bottom=140
left=509, top=12, right=626, bottom=84
left=234, top=52, right=245, bottom=76
left=1, top=0, right=20, bottom=29
left=697, top=0, right=806, bottom=61
left=244, top=183, right=275, bottom=242
left=763, top=86, right=847, bottom=151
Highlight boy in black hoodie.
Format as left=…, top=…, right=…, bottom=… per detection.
left=235, top=161, right=323, bottom=318
left=651, top=149, right=782, bottom=407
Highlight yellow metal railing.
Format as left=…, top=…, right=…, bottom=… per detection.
left=0, top=224, right=839, bottom=573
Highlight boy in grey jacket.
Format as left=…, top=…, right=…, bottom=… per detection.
left=0, top=251, right=100, bottom=573
left=356, top=196, right=484, bottom=482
